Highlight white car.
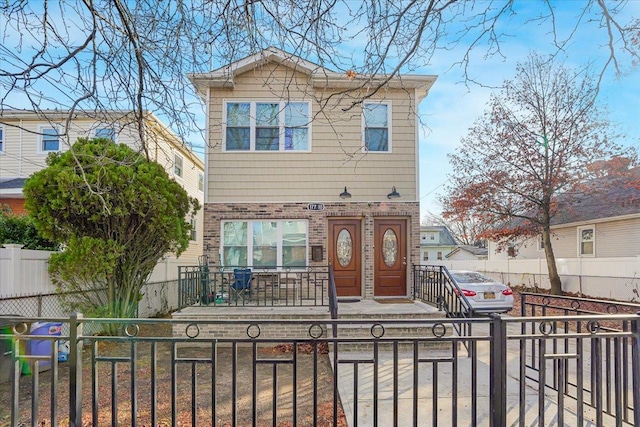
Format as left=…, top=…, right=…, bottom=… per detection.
left=448, top=270, right=514, bottom=314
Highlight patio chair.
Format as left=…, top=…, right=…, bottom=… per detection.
left=230, top=268, right=252, bottom=303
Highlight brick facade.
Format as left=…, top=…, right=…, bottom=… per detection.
left=0, top=198, right=26, bottom=215
left=203, top=201, right=420, bottom=299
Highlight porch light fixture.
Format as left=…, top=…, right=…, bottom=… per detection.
left=339, top=186, right=352, bottom=199
left=387, top=186, right=401, bottom=199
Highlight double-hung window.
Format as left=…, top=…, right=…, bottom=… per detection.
left=189, top=217, right=197, bottom=241
left=198, top=172, right=204, bottom=192
left=39, top=127, right=60, bottom=153
left=174, top=154, right=183, bottom=178
left=578, top=226, right=595, bottom=256
left=224, top=101, right=310, bottom=151
left=222, top=220, right=308, bottom=268
left=95, top=127, right=117, bottom=141
left=363, top=102, right=391, bottom=152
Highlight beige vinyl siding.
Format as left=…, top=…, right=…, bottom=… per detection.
left=592, top=217, right=640, bottom=257
left=206, top=63, right=418, bottom=204
left=0, top=113, right=204, bottom=259
left=489, top=216, right=640, bottom=260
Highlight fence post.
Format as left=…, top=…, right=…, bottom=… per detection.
left=69, top=312, right=84, bottom=427
left=632, top=312, right=640, bottom=425
left=5, top=244, right=24, bottom=296
left=489, top=313, right=507, bottom=427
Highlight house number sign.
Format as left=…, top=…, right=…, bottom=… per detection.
left=308, top=203, right=325, bottom=211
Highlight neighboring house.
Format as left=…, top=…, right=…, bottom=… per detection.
left=489, top=175, right=640, bottom=260
left=446, top=245, right=488, bottom=261
left=0, top=110, right=205, bottom=261
left=188, top=47, right=437, bottom=299
left=419, top=226, right=458, bottom=263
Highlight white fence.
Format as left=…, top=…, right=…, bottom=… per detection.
left=0, top=244, right=197, bottom=316
left=431, top=256, right=640, bottom=302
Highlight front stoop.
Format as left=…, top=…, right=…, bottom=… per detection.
left=330, top=300, right=455, bottom=352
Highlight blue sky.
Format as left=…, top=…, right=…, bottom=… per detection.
left=411, top=2, right=640, bottom=220
left=3, top=1, right=638, bottom=222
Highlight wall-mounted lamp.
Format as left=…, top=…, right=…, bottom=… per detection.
left=387, top=186, right=401, bottom=199
left=339, top=186, right=352, bottom=199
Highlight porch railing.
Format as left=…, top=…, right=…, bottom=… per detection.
left=178, top=264, right=330, bottom=310
left=412, top=264, right=474, bottom=338
left=2, top=313, right=640, bottom=426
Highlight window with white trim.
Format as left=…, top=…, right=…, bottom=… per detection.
left=363, top=102, right=391, bottom=152
left=578, top=226, right=595, bottom=256
left=221, top=220, right=307, bottom=268
left=198, top=172, right=204, bottom=192
left=437, top=251, right=443, bottom=260
left=39, top=127, right=60, bottom=153
left=95, top=127, right=117, bottom=141
left=423, top=252, right=429, bottom=261
left=224, top=101, right=310, bottom=151
left=0, top=126, right=4, bottom=153
left=174, top=154, right=183, bottom=177
left=537, top=234, right=544, bottom=251
left=189, top=217, right=197, bottom=241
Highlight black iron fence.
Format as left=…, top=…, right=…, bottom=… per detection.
left=2, top=312, right=640, bottom=426
left=178, top=264, right=330, bottom=309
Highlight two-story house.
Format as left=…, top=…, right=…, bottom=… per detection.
left=188, top=48, right=436, bottom=299
left=419, top=226, right=458, bottom=263
left=0, top=110, right=205, bottom=262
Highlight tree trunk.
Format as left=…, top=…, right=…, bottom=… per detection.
left=542, top=228, right=562, bottom=295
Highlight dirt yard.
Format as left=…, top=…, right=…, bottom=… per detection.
left=0, top=322, right=347, bottom=426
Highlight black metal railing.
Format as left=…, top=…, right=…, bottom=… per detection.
left=520, top=292, right=640, bottom=425
left=178, top=264, right=330, bottom=310
left=412, top=264, right=474, bottom=338
left=2, top=312, right=640, bottom=426
left=328, top=266, right=338, bottom=337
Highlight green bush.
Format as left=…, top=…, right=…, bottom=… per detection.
left=0, top=205, right=60, bottom=250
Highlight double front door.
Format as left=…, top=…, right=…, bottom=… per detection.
left=328, top=219, right=407, bottom=297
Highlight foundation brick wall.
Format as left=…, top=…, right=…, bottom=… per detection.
left=171, top=312, right=330, bottom=340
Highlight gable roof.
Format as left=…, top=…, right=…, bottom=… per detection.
left=446, top=245, right=488, bottom=258
left=188, top=47, right=437, bottom=100
left=420, top=225, right=457, bottom=246
left=551, top=175, right=640, bottom=226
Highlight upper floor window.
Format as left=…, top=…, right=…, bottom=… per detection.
left=221, top=220, right=307, bottom=268
left=174, top=154, right=183, bottom=178
left=95, top=127, right=117, bottom=141
left=224, top=101, right=310, bottom=152
left=198, top=172, right=204, bottom=192
left=0, top=126, right=4, bottom=153
left=578, top=225, right=595, bottom=257
left=363, top=102, right=391, bottom=152
left=39, top=127, right=60, bottom=153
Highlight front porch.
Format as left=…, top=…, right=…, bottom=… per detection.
left=177, top=263, right=331, bottom=310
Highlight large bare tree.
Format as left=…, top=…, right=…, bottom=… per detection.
left=441, top=53, right=637, bottom=295
left=1, top=1, right=639, bottom=154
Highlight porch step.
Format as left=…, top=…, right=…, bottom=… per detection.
left=331, top=300, right=454, bottom=352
